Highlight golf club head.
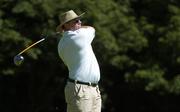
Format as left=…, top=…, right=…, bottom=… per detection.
left=14, top=55, right=24, bottom=66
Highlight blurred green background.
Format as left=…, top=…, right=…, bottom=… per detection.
left=1, top=0, right=180, bottom=112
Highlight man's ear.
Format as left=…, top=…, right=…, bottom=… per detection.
left=60, top=26, right=65, bottom=33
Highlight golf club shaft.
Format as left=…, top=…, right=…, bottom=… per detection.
left=18, top=38, right=45, bottom=55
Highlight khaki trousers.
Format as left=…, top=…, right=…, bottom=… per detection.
left=65, top=82, right=101, bottom=112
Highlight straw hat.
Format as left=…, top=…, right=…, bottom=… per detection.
left=56, top=10, right=85, bottom=31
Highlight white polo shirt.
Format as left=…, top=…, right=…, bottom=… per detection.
left=58, top=27, right=100, bottom=83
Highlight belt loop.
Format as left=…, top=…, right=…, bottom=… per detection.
left=75, top=80, right=77, bottom=84
left=88, top=82, right=91, bottom=86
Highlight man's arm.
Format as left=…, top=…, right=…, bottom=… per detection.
left=79, top=26, right=95, bottom=44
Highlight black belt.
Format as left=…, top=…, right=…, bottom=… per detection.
left=68, top=78, right=98, bottom=87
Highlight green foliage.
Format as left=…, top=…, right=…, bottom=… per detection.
left=124, top=0, right=180, bottom=95
left=169, top=75, right=180, bottom=94
left=125, top=65, right=169, bottom=93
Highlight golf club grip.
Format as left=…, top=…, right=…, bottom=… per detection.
left=18, top=38, right=45, bottom=55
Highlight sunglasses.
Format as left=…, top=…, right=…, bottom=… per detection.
left=73, top=19, right=81, bottom=24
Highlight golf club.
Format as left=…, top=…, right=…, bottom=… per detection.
left=13, top=32, right=60, bottom=66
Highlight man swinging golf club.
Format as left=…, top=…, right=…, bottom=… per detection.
left=57, top=10, right=102, bottom=112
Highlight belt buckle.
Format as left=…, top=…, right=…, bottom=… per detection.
left=88, top=82, right=97, bottom=87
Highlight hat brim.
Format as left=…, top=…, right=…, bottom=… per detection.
left=56, top=12, right=85, bottom=32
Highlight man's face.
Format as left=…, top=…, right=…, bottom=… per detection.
left=64, top=19, right=82, bottom=31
